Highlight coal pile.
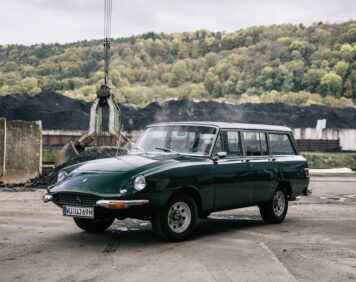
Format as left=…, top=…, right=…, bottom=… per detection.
left=0, top=92, right=91, bottom=130
left=153, top=99, right=356, bottom=129
left=1, top=92, right=356, bottom=130
left=30, top=146, right=126, bottom=188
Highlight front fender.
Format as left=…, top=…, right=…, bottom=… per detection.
left=143, top=160, right=215, bottom=211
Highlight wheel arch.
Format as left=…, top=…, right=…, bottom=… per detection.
left=169, top=186, right=203, bottom=216
left=277, top=181, right=292, bottom=200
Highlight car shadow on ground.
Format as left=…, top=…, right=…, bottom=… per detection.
left=45, top=214, right=271, bottom=250
left=195, top=214, right=266, bottom=239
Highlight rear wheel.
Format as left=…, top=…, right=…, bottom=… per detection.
left=259, top=187, right=288, bottom=224
left=151, top=194, right=198, bottom=242
left=73, top=216, right=114, bottom=233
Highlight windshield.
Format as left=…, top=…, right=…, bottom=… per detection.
left=131, top=125, right=217, bottom=156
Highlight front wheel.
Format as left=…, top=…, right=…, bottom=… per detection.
left=259, top=187, right=288, bottom=224
left=151, top=194, right=198, bottom=242
left=73, top=216, right=114, bottom=233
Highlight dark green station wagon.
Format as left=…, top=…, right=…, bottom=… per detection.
left=44, top=122, right=310, bottom=241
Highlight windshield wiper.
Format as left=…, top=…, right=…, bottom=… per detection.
left=154, top=147, right=180, bottom=155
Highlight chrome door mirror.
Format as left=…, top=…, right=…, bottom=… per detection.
left=217, top=152, right=227, bottom=158
left=212, top=151, right=227, bottom=162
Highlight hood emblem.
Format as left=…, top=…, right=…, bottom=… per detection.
left=76, top=196, right=82, bottom=204
left=82, top=179, right=87, bottom=183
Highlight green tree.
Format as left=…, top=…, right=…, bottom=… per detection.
left=204, top=71, right=219, bottom=93
left=333, top=61, right=349, bottom=78
left=20, top=77, right=40, bottom=95
left=320, top=72, right=342, bottom=97
left=168, top=61, right=187, bottom=87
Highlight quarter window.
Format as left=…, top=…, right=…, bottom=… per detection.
left=269, top=133, right=295, bottom=155
left=243, top=131, right=268, bottom=156
left=212, top=133, right=223, bottom=155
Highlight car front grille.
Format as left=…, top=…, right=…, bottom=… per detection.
left=52, top=193, right=100, bottom=206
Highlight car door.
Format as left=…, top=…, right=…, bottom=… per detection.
left=242, top=131, right=279, bottom=203
left=213, top=130, right=254, bottom=209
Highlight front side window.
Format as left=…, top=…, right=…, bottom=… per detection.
left=243, top=131, right=268, bottom=156
left=213, top=130, right=242, bottom=156
left=269, top=133, right=296, bottom=155
left=132, top=125, right=217, bottom=156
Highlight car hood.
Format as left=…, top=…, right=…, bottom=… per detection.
left=49, top=154, right=202, bottom=196
left=75, top=154, right=179, bottom=173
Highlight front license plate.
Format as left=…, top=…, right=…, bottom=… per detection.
left=63, top=206, right=94, bottom=219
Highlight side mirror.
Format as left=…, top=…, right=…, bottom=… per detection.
left=212, top=151, right=227, bottom=161
left=217, top=152, right=227, bottom=158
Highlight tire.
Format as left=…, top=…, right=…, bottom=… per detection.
left=259, top=187, right=288, bottom=224
left=73, top=216, right=114, bottom=233
left=151, top=194, right=198, bottom=242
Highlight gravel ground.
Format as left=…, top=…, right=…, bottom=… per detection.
left=0, top=177, right=355, bottom=282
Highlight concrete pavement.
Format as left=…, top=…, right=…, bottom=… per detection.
left=0, top=177, right=355, bottom=282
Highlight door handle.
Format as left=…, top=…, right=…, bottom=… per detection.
left=269, top=158, right=276, bottom=162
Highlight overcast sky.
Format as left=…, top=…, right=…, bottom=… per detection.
left=0, top=0, right=355, bottom=45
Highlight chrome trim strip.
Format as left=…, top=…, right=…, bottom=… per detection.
left=42, top=194, right=53, bottom=203
left=96, top=199, right=149, bottom=209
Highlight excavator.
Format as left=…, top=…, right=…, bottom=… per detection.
left=56, top=0, right=131, bottom=167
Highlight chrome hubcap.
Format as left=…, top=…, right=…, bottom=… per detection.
left=273, top=191, right=285, bottom=217
left=168, top=202, right=191, bottom=233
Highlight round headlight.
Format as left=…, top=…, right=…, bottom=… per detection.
left=57, top=170, right=68, bottom=183
left=133, top=175, right=146, bottom=191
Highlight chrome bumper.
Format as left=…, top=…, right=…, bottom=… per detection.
left=42, top=194, right=53, bottom=203
left=96, top=199, right=149, bottom=209
left=42, top=193, right=149, bottom=209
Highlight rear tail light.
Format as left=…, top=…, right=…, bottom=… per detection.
left=304, top=168, right=310, bottom=178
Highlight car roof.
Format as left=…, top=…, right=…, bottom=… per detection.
left=148, top=121, right=292, bottom=132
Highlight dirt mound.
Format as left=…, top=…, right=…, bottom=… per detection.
left=1, top=92, right=356, bottom=130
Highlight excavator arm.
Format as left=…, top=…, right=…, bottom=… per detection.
left=55, top=0, right=132, bottom=167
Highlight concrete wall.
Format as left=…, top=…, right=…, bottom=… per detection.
left=293, top=128, right=356, bottom=151
left=0, top=118, right=6, bottom=177
left=338, top=129, right=356, bottom=151
left=0, top=119, right=42, bottom=184
left=42, top=130, right=143, bottom=145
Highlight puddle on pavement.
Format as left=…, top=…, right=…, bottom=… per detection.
left=319, top=196, right=346, bottom=202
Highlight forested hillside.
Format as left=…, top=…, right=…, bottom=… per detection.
left=0, top=21, right=355, bottom=107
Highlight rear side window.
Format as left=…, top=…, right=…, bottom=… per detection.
left=243, top=132, right=268, bottom=156
left=269, top=133, right=296, bottom=155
